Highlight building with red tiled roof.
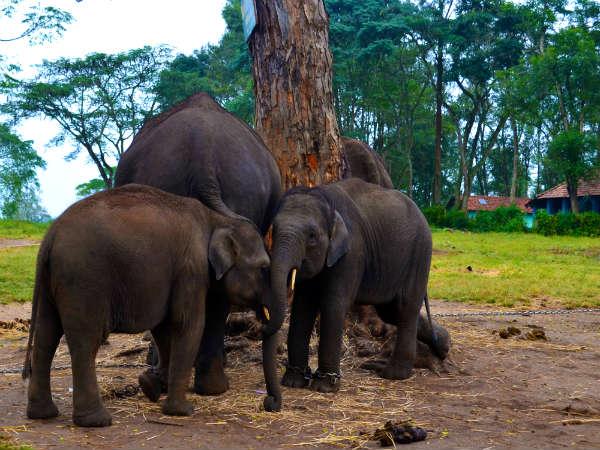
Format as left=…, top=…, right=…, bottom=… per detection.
left=467, top=196, right=533, bottom=214
left=527, top=178, right=600, bottom=214
left=467, top=195, right=535, bottom=227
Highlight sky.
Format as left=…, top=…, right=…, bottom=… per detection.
left=2, top=0, right=228, bottom=217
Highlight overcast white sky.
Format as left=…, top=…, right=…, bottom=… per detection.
left=2, top=0, right=228, bottom=217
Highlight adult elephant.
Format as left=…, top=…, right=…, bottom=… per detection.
left=271, top=179, right=445, bottom=392
left=341, top=137, right=393, bottom=188
left=114, top=93, right=283, bottom=396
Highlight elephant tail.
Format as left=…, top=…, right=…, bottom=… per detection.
left=22, top=233, right=53, bottom=380
left=423, top=293, right=442, bottom=359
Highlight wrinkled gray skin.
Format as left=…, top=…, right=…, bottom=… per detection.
left=22, top=185, right=281, bottom=428
left=341, top=138, right=450, bottom=357
left=114, top=93, right=283, bottom=399
left=272, top=179, right=433, bottom=392
left=341, top=137, right=393, bottom=188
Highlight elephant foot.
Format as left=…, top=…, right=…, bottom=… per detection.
left=26, top=399, right=59, bottom=420
left=281, top=366, right=311, bottom=389
left=379, top=363, right=413, bottom=380
left=139, top=370, right=165, bottom=403
left=73, top=406, right=112, bottom=427
left=161, top=398, right=194, bottom=417
left=193, top=361, right=229, bottom=396
left=310, top=370, right=341, bottom=393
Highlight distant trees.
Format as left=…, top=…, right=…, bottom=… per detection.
left=4, top=47, right=170, bottom=188
left=2, top=0, right=599, bottom=212
left=0, top=0, right=72, bottom=219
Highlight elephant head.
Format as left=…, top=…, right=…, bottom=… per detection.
left=208, top=220, right=282, bottom=411
left=270, top=187, right=350, bottom=326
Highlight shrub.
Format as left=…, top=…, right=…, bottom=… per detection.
left=444, top=209, right=469, bottom=229
left=421, top=205, right=446, bottom=228
left=469, top=206, right=525, bottom=232
left=535, top=210, right=600, bottom=236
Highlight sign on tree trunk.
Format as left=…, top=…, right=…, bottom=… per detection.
left=241, top=0, right=257, bottom=42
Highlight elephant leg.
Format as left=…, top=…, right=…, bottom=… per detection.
left=162, top=281, right=206, bottom=417
left=193, top=296, right=229, bottom=396
left=139, top=322, right=170, bottom=402
left=379, top=293, right=422, bottom=380
left=311, top=300, right=348, bottom=393
left=282, top=290, right=318, bottom=389
left=26, top=300, right=63, bottom=420
left=66, top=328, right=111, bottom=427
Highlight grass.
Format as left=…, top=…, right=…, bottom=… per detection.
left=0, top=220, right=49, bottom=240
left=0, top=246, right=38, bottom=305
left=0, top=222, right=598, bottom=308
left=429, top=230, right=600, bottom=308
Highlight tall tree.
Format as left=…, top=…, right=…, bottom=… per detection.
left=4, top=46, right=170, bottom=188
left=249, top=0, right=344, bottom=188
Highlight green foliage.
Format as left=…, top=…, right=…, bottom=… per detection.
left=535, top=210, right=600, bottom=236
left=0, top=124, right=45, bottom=219
left=422, top=206, right=470, bottom=230
left=2, top=46, right=171, bottom=187
left=75, top=178, right=106, bottom=198
left=546, top=130, right=598, bottom=187
left=154, top=0, right=254, bottom=123
left=470, top=206, right=526, bottom=232
left=0, top=0, right=73, bottom=45
left=0, top=219, right=49, bottom=239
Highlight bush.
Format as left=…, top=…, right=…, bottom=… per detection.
left=421, top=205, right=446, bottom=228
left=444, top=209, right=470, bottom=229
left=470, top=206, right=525, bottom=232
left=535, top=210, right=600, bottom=236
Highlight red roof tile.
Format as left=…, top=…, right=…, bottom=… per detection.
left=467, top=195, right=533, bottom=213
left=535, top=178, right=600, bottom=199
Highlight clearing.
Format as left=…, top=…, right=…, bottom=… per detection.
left=0, top=300, right=599, bottom=449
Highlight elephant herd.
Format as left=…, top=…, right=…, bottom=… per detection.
left=23, top=93, right=449, bottom=427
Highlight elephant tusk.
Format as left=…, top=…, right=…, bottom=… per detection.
left=290, top=268, right=297, bottom=292
left=262, top=306, right=271, bottom=321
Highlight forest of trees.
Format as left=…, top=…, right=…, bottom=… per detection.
left=1, top=0, right=599, bottom=218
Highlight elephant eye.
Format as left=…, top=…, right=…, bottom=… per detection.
left=307, top=230, right=318, bottom=246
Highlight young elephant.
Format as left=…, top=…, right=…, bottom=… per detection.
left=271, top=178, right=432, bottom=392
left=23, top=185, right=281, bottom=427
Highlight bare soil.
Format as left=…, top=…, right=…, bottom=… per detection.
left=1, top=300, right=599, bottom=449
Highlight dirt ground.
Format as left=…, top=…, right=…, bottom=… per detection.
left=0, top=300, right=598, bottom=449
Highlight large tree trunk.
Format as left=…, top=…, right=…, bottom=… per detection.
left=249, top=0, right=344, bottom=189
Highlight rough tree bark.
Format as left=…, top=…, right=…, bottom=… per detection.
left=248, top=0, right=344, bottom=189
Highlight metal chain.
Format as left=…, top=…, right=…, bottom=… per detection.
left=0, top=362, right=149, bottom=375
left=433, top=307, right=600, bottom=318
left=2, top=308, right=598, bottom=375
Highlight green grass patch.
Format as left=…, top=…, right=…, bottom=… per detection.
left=0, top=220, right=49, bottom=240
left=0, top=435, right=33, bottom=450
left=430, top=230, right=600, bottom=308
left=0, top=246, right=38, bottom=304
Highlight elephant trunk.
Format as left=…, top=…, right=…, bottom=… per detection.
left=261, top=234, right=304, bottom=412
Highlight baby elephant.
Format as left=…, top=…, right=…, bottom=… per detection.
left=23, top=184, right=281, bottom=427
left=271, top=178, right=434, bottom=392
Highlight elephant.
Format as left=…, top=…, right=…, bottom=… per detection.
left=270, top=178, right=440, bottom=393
left=341, top=137, right=393, bottom=189
left=22, top=184, right=282, bottom=428
left=114, top=92, right=283, bottom=396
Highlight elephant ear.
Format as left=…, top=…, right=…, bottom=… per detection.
left=326, top=211, right=350, bottom=267
left=209, top=228, right=236, bottom=280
